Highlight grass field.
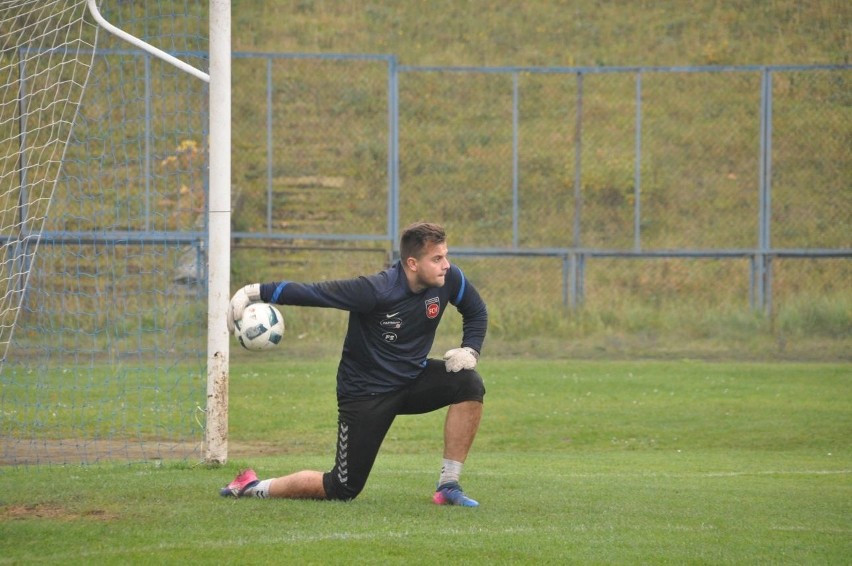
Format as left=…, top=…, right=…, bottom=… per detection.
left=1, top=358, right=849, bottom=564
left=1, top=6, right=848, bottom=563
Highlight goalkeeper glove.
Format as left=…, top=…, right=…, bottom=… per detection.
left=227, top=283, right=261, bottom=334
left=443, top=346, right=479, bottom=373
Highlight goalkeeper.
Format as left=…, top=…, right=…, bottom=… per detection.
left=220, top=222, right=487, bottom=507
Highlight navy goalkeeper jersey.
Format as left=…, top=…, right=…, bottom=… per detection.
left=259, top=261, right=487, bottom=398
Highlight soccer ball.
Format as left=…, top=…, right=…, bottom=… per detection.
left=235, top=303, right=285, bottom=351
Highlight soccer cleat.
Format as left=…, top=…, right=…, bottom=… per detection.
left=219, top=468, right=260, bottom=497
left=432, top=482, right=479, bottom=507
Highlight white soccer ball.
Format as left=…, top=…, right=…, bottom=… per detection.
left=235, top=303, right=285, bottom=351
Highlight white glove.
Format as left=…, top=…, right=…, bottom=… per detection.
left=227, top=283, right=261, bottom=334
left=443, top=347, right=479, bottom=373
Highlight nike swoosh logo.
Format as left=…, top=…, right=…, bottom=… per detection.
left=385, top=312, right=400, bottom=318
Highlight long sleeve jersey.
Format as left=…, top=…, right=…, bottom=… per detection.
left=259, top=261, right=487, bottom=398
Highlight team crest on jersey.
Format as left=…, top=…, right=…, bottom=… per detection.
left=425, top=297, right=440, bottom=319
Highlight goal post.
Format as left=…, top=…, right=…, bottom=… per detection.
left=84, top=0, right=233, bottom=464
left=205, top=0, right=232, bottom=465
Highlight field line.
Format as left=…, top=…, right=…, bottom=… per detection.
left=380, top=468, right=851, bottom=479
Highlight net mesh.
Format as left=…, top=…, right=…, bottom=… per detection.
left=0, top=0, right=98, bottom=359
left=1, top=0, right=209, bottom=466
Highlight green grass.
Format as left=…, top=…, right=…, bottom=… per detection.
left=232, top=1, right=850, bottom=67
left=2, top=358, right=850, bottom=564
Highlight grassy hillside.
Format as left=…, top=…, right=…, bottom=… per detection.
left=232, top=0, right=850, bottom=67
left=221, top=1, right=851, bottom=361
left=24, top=1, right=847, bottom=362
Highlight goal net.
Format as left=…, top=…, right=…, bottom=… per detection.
left=0, top=0, right=97, bottom=360
left=1, top=1, right=210, bottom=465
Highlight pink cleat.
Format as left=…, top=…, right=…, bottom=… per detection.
left=220, top=468, right=259, bottom=497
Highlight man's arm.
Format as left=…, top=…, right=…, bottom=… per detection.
left=260, top=277, right=378, bottom=312
left=228, top=275, right=379, bottom=333
left=450, top=266, right=487, bottom=353
left=443, top=266, right=487, bottom=372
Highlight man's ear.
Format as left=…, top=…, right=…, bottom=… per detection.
left=405, top=256, right=418, bottom=271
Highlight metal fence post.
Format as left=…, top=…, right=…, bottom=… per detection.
left=573, top=71, right=583, bottom=250
left=633, top=70, right=642, bottom=252
left=144, top=54, right=151, bottom=232
left=567, top=252, right=577, bottom=308
left=757, top=68, right=773, bottom=315
left=266, top=56, right=273, bottom=233
left=512, top=72, right=520, bottom=249
left=571, top=72, right=585, bottom=308
left=388, top=56, right=400, bottom=259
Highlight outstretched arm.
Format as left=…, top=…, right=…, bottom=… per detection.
left=260, top=277, right=378, bottom=312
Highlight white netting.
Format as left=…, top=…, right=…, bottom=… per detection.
left=0, top=0, right=97, bottom=360
left=1, top=1, right=209, bottom=466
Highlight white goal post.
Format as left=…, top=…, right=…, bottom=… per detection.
left=204, top=0, right=232, bottom=465
left=85, top=0, right=232, bottom=465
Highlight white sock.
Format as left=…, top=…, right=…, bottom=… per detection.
left=439, top=459, right=463, bottom=486
left=245, top=478, right=272, bottom=499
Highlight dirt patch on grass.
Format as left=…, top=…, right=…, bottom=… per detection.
left=1, top=503, right=118, bottom=521
left=0, top=439, right=201, bottom=466
left=0, top=439, right=294, bottom=466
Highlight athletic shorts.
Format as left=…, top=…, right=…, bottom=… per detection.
left=322, top=358, right=485, bottom=501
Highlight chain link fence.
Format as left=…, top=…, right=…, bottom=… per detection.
left=21, top=53, right=849, bottom=359
left=225, top=56, right=849, bottom=355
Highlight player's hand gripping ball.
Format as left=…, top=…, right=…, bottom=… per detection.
left=227, top=283, right=261, bottom=334
left=235, top=303, right=285, bottom=351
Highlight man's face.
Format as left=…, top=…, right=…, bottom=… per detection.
left=409, top=241, right=450, bottom=291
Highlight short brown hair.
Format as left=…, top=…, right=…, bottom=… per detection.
left=400, top=222, right=446, bottom=261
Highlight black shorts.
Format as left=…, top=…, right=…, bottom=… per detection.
left=322, top=359, right=485, bottom=501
